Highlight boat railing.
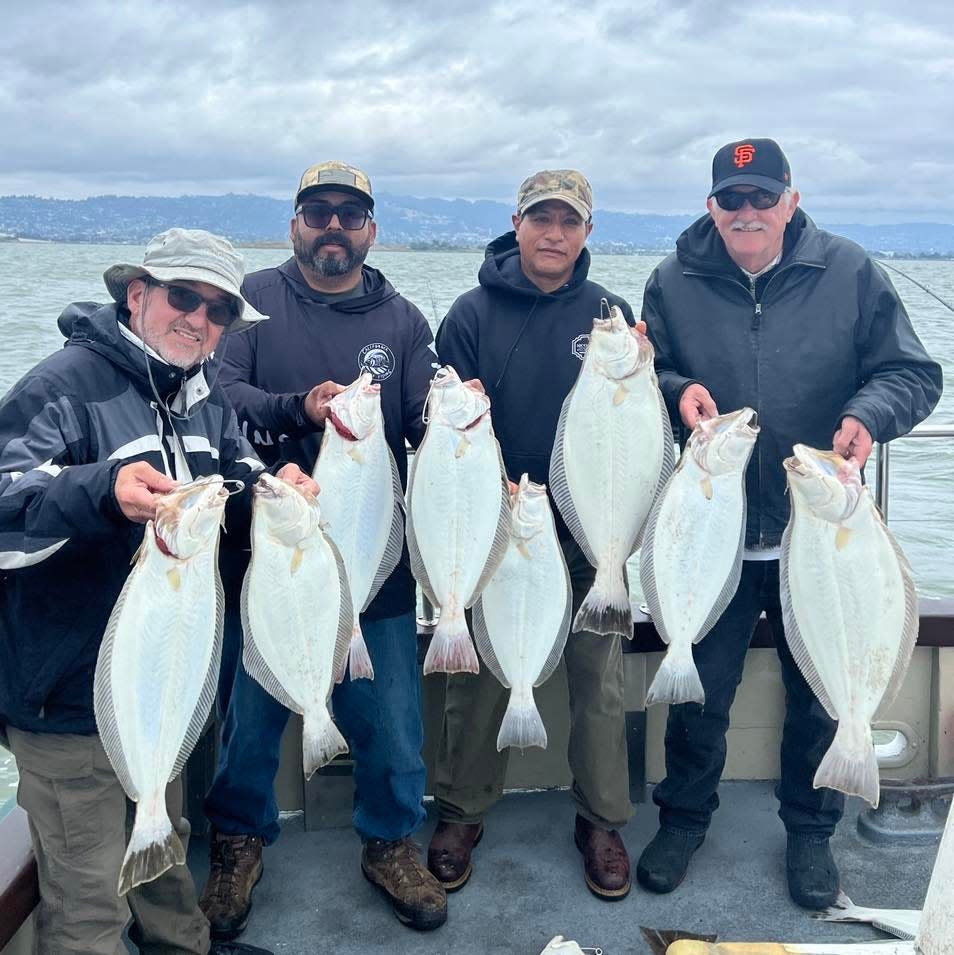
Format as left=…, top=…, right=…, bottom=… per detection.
left=874, top=423, right=954, bottom=521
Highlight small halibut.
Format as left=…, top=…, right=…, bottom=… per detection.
left=473, top=475, right=572, bottom=750
left=781, top=444, right=918, bottom=808
left=641, top=408, right=758, bottom=705
left=242, top=473, right=353, bottom=779
left=94, top=476, right=229, bottom=895
left=550, top=301, right=674, bottom=638
left=406, top=366, right=510, bottom=675
left=312, top=372, right=404, bottom=682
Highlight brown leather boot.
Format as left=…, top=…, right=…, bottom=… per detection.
left=361, top=837, right=448, bottom=931
left=574, top=814, right=631, bottom=900
left=199, top=833, right=264, bottom=941
left=426, top=820, right=484, bottom=891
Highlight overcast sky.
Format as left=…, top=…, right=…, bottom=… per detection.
left=3, top=1, right=952, bottom=223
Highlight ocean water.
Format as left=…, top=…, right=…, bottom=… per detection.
left=1, top=242, right=952, bottom=802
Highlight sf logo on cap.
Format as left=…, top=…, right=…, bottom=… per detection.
left=734, top=144, right=756, bottom=168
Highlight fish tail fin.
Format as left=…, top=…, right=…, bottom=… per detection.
left=118, top=794, right=185, bottom=895
left=496, top=691, right=547, bottom=751
left=422, top=610, right=479, bottom=675
left=347, top=623, right=374, bottom=681
left=573, top=567, right=632, bottom=638
left=302, top=708, right=348, bottom=780
left=814, top=721, right=880, bottom=807
left=645, top=644, right=705, bottom=706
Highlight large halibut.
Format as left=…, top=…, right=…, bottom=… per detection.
left=94, top=476, right=229, bottom=894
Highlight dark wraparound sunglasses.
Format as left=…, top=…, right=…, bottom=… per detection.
left=147, top=280, right=240, bottom=327
left=714, top=188, right=783, bottom=211
left=296, top=202, right=371, bottom=230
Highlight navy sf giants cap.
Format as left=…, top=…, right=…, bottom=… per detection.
left=709, top=138, right=791, bottom=197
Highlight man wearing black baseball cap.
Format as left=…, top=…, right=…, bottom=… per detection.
left=637, top=138, right=942, bottom=908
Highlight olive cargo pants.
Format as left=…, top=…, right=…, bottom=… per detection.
left=433, top=538, right=633, bottom=830
left=7, top=727, right=209, bottom=955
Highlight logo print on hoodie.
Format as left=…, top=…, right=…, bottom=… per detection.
left=358, top=342, right=396, bottom=381
left=571, top=334, right=590, bottom=361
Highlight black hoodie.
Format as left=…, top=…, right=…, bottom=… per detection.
left=226, top=258, right=437, bottom=619
left=435, top=231, right=634, bottom=536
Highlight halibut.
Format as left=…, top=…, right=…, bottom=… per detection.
left=406, top=366, right=510, bottom=675
left=94, top=476, right=229, bottom=894
left=312, top=372, right=404, bottom=681
left=781, top=444, right=918, bottom=808
left=641, top=408, right=759, bottom=705
left=473, top=475, right=572, bottom=750
left=242, top=473, right=353, bottom=778
left=550, top=301, right=674, bottom=638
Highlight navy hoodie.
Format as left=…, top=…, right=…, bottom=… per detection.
left=436, top=232, right=634, bottom=538
left=225, top=258, right=437, bottom=619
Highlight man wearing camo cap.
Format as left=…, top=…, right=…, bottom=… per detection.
left=429, top=170, right=638, bottom=900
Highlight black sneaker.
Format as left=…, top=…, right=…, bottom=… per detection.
left=635, top=826, right=705, bottom=893
left=786, top=833, right=840, bottom=909
left=210, top=944, right=273, bottom=955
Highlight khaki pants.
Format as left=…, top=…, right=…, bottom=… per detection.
left=7, top=728, right=209, bottom=955
left=433, top=538, right=633, bottom=829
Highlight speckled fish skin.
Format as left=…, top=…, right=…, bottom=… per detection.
left=406, top=366, right=510, bottom=675
left=473, top=475, right=572, bottom=750
left=550, top=302, right=674, bottom=639
left=94, top=476, right=229, bottom=895
left=641, top=408, right=759, bottom=705
left=781, top=444, right=918, bottom=809
left=312, top=372, right=404, bottom=682
left=242, top=473, right=353, bottom=780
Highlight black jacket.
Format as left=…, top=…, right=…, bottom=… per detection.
left=435, top=232, right=634, bottom=536
left=642, top=209, right=943, bottom=549
left=0, top=304, right=263, bottom=734
left=226, top=258, right=436, bottom=619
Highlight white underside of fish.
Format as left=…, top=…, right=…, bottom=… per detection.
left=550, top=362, right=673, bottom=638
left=242, top=513, right=353, bottom=779
left=916, top=795, right=954, bottom=953
left=94, top=523, right=223, bottom=895
left=313, top=425, right=404, bottom=682
left=814, top=892, right=920, bottom=941
left=407, top=414, right=509, bottom=675
left=781, top=492, right=918, bottom=808
left=640, top=457, right=746, bottom=705
left=472, top=511, right=572, bottom=750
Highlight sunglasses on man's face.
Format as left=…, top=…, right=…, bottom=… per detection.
left=147, top=280, right=240, bottom=327
left=713, top=188, right=783, bottom=211
left=296, top=202, right=371, bottom=231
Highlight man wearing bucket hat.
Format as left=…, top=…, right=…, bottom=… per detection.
left=198, top=162, right=447, bottom=935
left=429, top=170, right=638, bottom=901
left=0, top=228, right=314, bottom=955
left=637, top=138, right=941, bottom=907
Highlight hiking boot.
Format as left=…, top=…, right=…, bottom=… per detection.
left=427, top=820, right=484, bottom=891
left=210, top=944, right=273, bottom=955
left=635, top=826, right=705, bottom=894
left=362, top=837, right=448, bottom=931
left=786, top=832, right=840, bottom=909
left=573, top=815, right=631, bottom=900
left=199, top=833, right=264, bottom=941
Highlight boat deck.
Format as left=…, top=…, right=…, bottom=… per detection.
left=185, top=782, right=939, bottom=954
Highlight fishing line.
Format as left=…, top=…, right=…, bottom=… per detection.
left=876, top=260, right=954, bottom=315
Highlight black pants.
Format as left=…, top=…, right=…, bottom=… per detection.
left=653, top=560, right=845, bottom=837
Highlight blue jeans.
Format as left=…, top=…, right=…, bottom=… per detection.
left=204, top=552, right=427, bottom=844
left=653, top=559, right=845, bottom=838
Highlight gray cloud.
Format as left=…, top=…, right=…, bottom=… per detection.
left=1, top=0, right=952, bottom=222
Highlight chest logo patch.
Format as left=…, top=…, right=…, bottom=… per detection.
left=571, top=334, right=590, bottom=361
left=358, top=342, right=396, bottom=381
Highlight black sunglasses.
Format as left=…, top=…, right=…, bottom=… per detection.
left=296, top=202, right=371, bottom=231
left=147, top=280, right=240, bottom=327
left=713, top=188, right=783, bottom=211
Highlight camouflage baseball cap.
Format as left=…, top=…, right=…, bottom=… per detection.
left=516, top=169, right=593, bottom=220
left=295, top=160, right=374, bottom=211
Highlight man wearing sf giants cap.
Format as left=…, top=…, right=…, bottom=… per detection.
left=637, top=138, right=941, bottom=908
